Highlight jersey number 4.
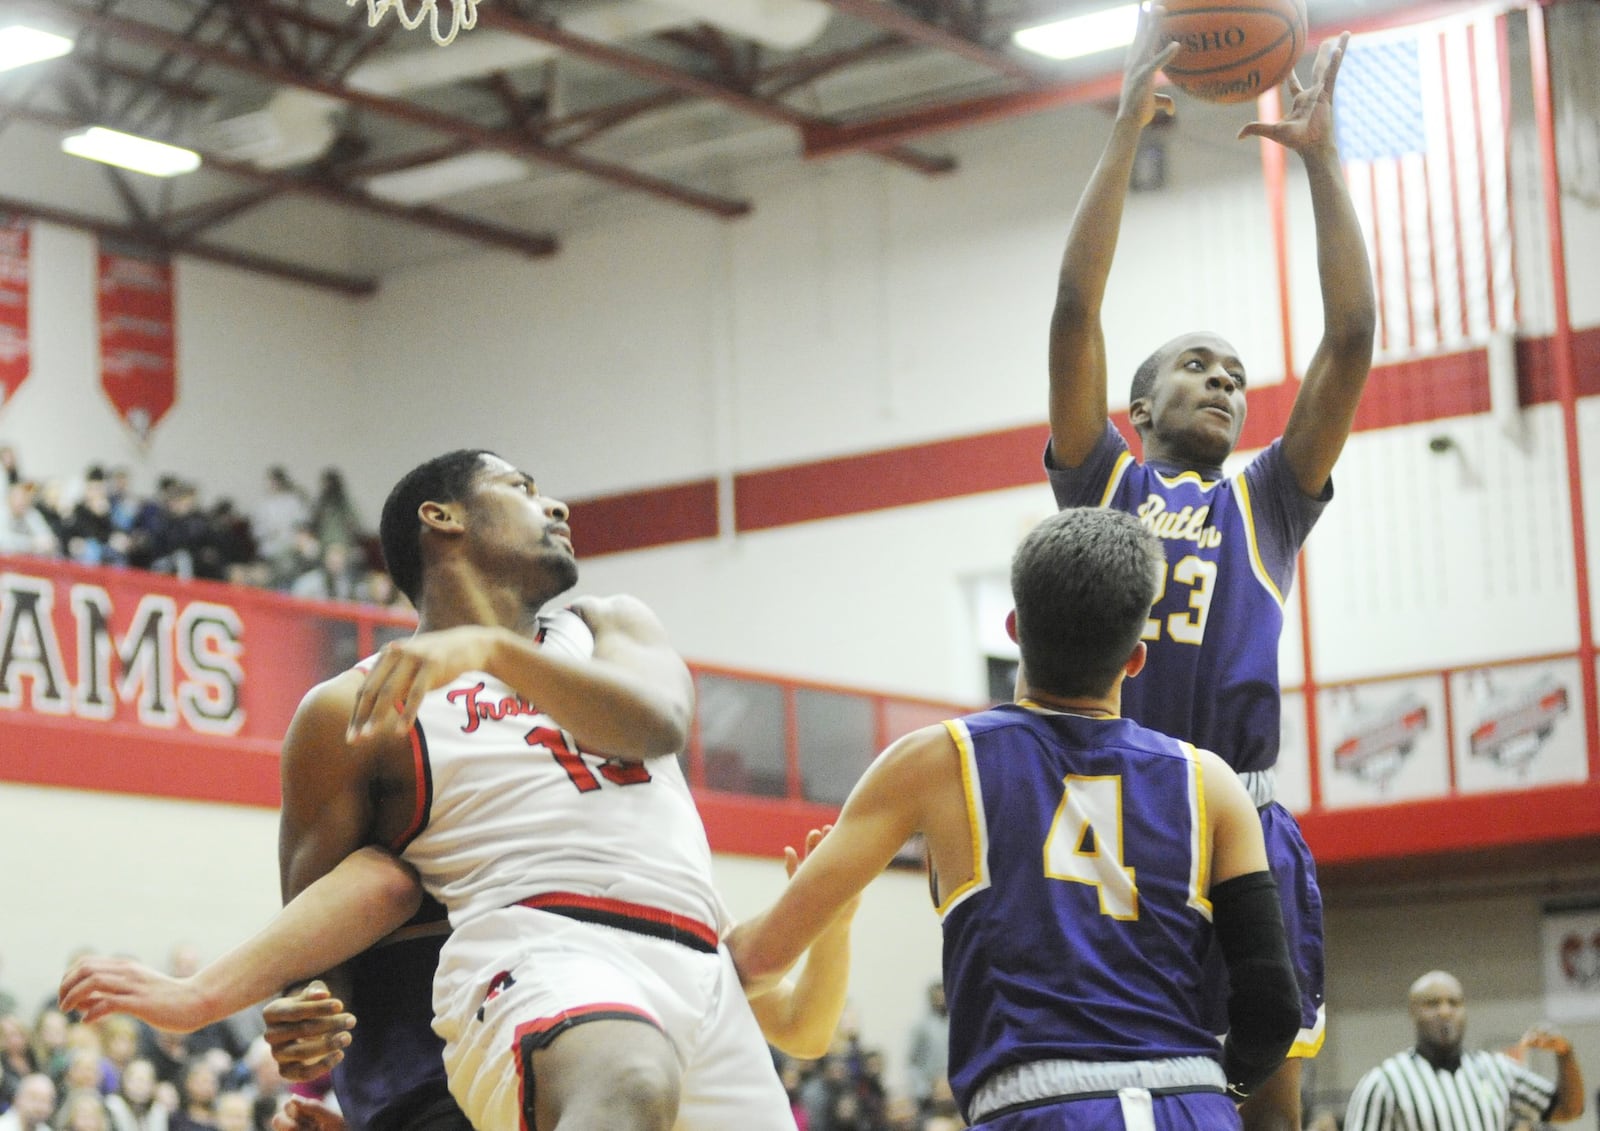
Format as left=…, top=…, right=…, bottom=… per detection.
left=525, top=724, right=652, bottom=792
left=1043, top=775, right=1139, bottom=920
left=1142, top=556, right=1218, bottom=645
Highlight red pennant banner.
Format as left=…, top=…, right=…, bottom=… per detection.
left=0, top=215, right=29, bottom=411
left=98, top=245, right=177, bottom=442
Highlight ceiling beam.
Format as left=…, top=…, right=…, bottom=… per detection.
left=0, top=99, right=561, bottom=258
left=0, top=192, right=379, bottom=295
left=472, top=8, right=954, bottom=176
left=34, top=2, right=753, bottom=218
left=816, top=0, right=1044, bottom=84
left=804, top=0, right=1474, bottom=159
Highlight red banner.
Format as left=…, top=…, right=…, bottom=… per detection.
left=98, top=245, right=177, bottom=442
left=0, top=215, right=28, bottom=409
left=0, top=556, right=413, bottom=806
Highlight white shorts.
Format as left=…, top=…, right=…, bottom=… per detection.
left=433, top=904, right=795, bottom=1131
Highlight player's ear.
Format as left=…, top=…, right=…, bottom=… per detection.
left=1128, top=397, right=1153, bottom=431
left=1004, top=608, right=1019, bottom=644
left=1124, top=641, right=1147, bottom=679
left=418, top=500, right=464, bottom=534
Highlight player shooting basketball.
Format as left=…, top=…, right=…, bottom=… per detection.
left=1044, top=9, right=1374, bottom=1131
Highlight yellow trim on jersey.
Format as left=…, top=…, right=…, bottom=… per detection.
left=1096, top=450, right=1136, bottom=508
left=1183, top=742, right=1213, bottom=921
left=1287, top=1006, right=1327, bottom=1058
left=1150, top=467, right=1222, bottom=489
left=936, top=719, right=988, bottom=917
left=1233, top=473, right=1287, bottom=606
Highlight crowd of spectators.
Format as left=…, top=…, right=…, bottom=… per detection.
left=0, top=446, right=408, bottom=612
left=1, top=950, right=963, bottom=1131
left=1, top=948, right=284, bottom=1131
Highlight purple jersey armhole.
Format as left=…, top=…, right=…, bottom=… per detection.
left=1237, top=440, right=1332, bottom=595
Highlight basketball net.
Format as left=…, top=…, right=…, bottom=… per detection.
left=348, top=0, right=478, bottom=46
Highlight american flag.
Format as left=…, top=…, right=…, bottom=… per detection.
left=1334, top=12, right=1515, bottom=360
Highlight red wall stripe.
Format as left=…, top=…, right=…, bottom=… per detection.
left=568, top=326, right=1600, bottom=554
left=566, top=478, right=719, bottom=557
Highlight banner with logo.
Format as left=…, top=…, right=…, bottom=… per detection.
left=1316, top=675, right=1450, bottom=808
left=98, top=244, right=177, bottom=442
left=1542, top=906, right=1600, bottom=1023
left=0, top=557, right=413, bottom=807
left=0, top=215, right=28, bottom=410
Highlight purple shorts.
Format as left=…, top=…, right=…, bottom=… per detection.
left=1201, top=801, right=1325, bottom=1056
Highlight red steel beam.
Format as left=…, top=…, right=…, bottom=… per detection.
left=0, top=192, right=378, bottom=295
left=804, top=0, right=1488, bottom=158
left=35, top=2, right=753, bottom=217
left=817, top=0, right=1045, bottom=83
left=473, top=7, right=954, bottom=176
left=0, top=99, right=560, bottom=258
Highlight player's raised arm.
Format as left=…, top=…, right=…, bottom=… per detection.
left=59, top=847, right=421, bottom=1031
left=1241, top=33, right=1377, bottom=496
left=727, top=726, right=958, bottom=996
left=346, top=596, right=692, bottom=762
left=1049, top=5, right=1181, bottom=469
left=745, top=826, right=862, bottom=1059
left=1198, top=749, right=1301, bottom=1099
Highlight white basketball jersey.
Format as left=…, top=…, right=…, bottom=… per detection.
left=376, top=608, right=721, bottom=934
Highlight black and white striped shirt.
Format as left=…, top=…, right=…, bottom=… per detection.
left=1344, top=1048, right=1557, bottom=1131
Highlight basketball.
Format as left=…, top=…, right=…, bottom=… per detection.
left=1158, top=0, right=1307, bottom=103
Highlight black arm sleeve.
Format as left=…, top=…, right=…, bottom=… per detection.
left=1211, top=870, right=1301, bottom=1099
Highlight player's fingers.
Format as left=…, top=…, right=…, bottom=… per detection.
left=348, top=651, right=397, bottom=738
left=277, top=1048, right=344, bottom=1083
left=1286, top=69, right=1305, bottom=97
left=396, top=660, right=436, bottom=729
left=1320, top=33, right=1349, bottom=89
left=784, top=846, right=800, bottom=877
left=370, top=653, right=422, bottom=733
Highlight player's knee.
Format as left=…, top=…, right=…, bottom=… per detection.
left=586, top=1053, right=679, bottom=1130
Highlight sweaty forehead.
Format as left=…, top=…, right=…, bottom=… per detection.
left=477, top=455, right=526, bottom=481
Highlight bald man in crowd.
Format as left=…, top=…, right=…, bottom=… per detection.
left=1344, top=970, right=1584, bottom=1130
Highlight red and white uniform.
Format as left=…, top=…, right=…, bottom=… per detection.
left=374, top=609, right=792, bottom=1131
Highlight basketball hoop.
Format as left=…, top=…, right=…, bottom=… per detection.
left=348, top=0, right=478, bottom=46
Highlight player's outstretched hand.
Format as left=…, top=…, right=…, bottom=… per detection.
left=264, top=982, right=356, bottom=1082
left=348, top=626, right=505, bottom=740
left=784, top=825, right=862, bottom=920
left=59, top=956, right=207, bottom=1030
left=1117, top=5, right=1181, bottom=129
left=1239, top=31, right=1350, bottom=155
left=272, top=1097, right=348, bottom=1131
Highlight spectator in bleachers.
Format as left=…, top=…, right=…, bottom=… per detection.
left=249, top=468, right=308, bottom=573
left=290, top=542, right=358, bottom=603
left=56, top=1052, right=105, bottom=1102
left=166, top=1062, right=217, bottom=1131
left=63, top=470, right=130, bottom=567
left=103, top=1061, right=165, bottom=1131
left=205, top=502, right=255, bottom=584
left=33, top=481, right=69, bottom=554
left=0, top=956, right=18, bottom=1021
left=104, top=469, right=137, bottom=534
left=0, top=1074, right=54, bottom=1131
left=97, top=1020, right=138, bottom=1096
left=0, top=482, right=58, bottom=556
left=0, top=445, right=19, bottom=488
left=1, top=1016, right=38, bottom=1110
left=308, top=470, right=362, bottom=552
left=29, top=1014, right=70, bottom=1088
left=55, top=1090, right=110, bottom=1131
left=904, top=981, right=948, bottom=1120
left=208, top=1095, right=249, bottom=1131
left=355, top=566, right=409, bottom=610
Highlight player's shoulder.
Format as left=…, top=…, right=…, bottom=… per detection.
left=294, top=668, right=364, bottom=724
left=563, top=593, right=671, bottom=642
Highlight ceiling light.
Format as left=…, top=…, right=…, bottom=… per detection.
left=366, top=152, right=528, bottom=204
left=0, top=24, right=74, bottom=72
left=1013, top=4, right=1141, bottom=60
left=61, top=127, right=201, bottom=177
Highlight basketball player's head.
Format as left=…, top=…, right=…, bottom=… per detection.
left=1009, top=508, right=1162, bottom=699
left=1129, top=331, right=1248, bottom=466
left=1407, top=970, right=1466, bottom=1057
left=380, top=450, right=576, bottom=607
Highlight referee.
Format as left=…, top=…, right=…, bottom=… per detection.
left=1345, top=970, right=1585, bottom=1130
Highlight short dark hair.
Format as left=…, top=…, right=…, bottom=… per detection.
left=1010, top=508, right=1163, bottom=698
left=1129, top=346, right=1164, bottom=426
left=379, top=450, right=495, bottom=605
